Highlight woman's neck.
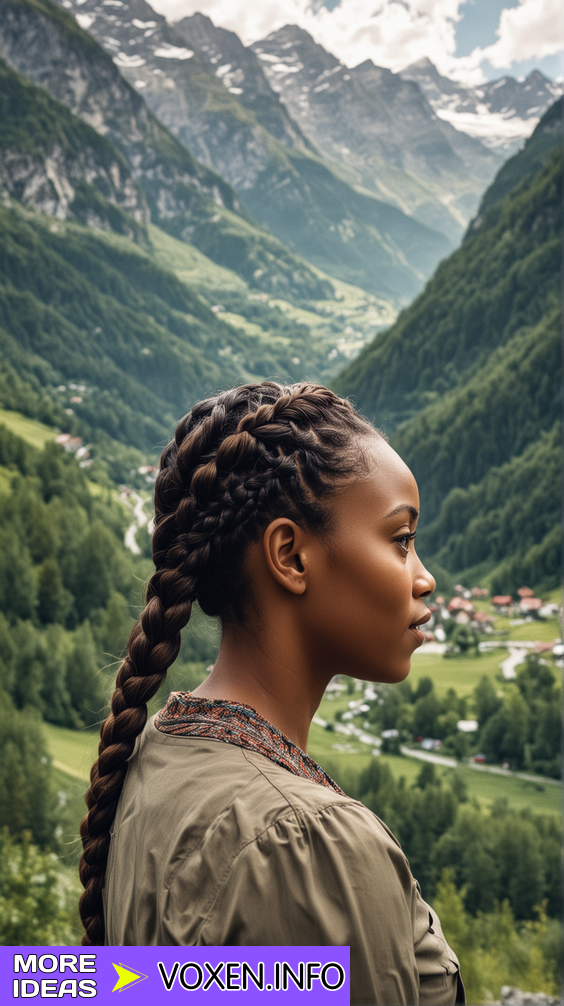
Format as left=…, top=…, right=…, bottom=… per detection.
left=191, top=621, right=329, bottom=753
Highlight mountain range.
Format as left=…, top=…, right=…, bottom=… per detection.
left=400, top=58, right=562, bottom=154
left=1, top=0, right=342, bottom=303
left=38, top=0, right=457, bottom=299
left=247, top=23, right=500, bottom=239
left=11, top=0, right=559, bottom=306
left=51, top=0, right=561, bottom=239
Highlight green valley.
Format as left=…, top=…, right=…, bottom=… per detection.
left=0, top=201, right=386, bottom=481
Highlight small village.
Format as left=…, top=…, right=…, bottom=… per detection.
left=421, top=583, right=560, bottom=646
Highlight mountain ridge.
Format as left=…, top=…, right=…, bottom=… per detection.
left=44, top=0, right=453, bottom=302
left=400, top=58, right=562, bottom=154
left=334, top=104, right=562, bottom=429
left=334, top=100, right=561, bottom=592
left=250, top=23, right=502, bottom=239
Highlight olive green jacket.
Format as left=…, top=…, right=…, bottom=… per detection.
left=104, top=717, right=463, bottom=1005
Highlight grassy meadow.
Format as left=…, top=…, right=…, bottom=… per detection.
left=309, top=719, right=561, bottom=816
left=409, top=647, right=508, bottom=697
left=0, top=407, right=58, bottom=447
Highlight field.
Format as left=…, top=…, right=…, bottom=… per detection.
left=471, top=590, right=561, bottom=644
left=46, top=723, right=98, bottom=782
left=0, top=465, right=13, bottom=495
left=409, top=647, right=508, bottom=696
left=0, top=407, right=57, bottom=447
left=47, top=727, right=101, bottom=869
left=493, top=614, right=561, bottom=643
left=148, top=224, right=247, bottom=296
left=308, top=720, right=561, bottom=817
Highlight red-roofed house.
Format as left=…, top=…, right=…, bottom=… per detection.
left=517, top=587, right=534, bottom=598
left=448, top=597, right=475, bottom=615
left=55, top=434, right=83, bottom=453
left=492, top=596, right=513, bottom=607
left=518, top=597, right=543, bottom=613
left=473, top=610, right=494, bottom=624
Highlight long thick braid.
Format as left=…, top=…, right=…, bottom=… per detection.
left=79, top=381, right=376, bottom=944
left=79, top=451, right=212, bottom=944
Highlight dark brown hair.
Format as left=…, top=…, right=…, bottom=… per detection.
left=78, top=381, right=376, bottom=944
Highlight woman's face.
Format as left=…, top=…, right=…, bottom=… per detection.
left=301, top=435, right=435, bottom=684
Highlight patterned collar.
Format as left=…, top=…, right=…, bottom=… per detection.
left=155, top=691, right=344, bottom=795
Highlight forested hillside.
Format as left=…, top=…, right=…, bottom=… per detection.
left=0, top=199, right=388, bottom=481
left=0, top=433, right=136, bottom=728
left=477, top=97, right=562, bottom=213
left=0, top=423, right=213, bottom=730
left=334, top=109, right=561, bottom=425
left=335, top=102, right=562, bottom=594
left=416, top=425, right=560, bottom=595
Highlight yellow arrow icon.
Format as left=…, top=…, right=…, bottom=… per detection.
left=112, top=963, right=148, bottom=992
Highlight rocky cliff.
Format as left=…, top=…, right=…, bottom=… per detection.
left=0, top=56, right=147, bottom=238
left=0, top=0, right=240, bottom=222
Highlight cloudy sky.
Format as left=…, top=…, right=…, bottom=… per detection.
left=149, top=0, right=563, bottom=84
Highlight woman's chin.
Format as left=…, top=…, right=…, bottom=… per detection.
left=357, top=660, right=412, bottom=685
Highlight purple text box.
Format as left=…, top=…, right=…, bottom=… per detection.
left=1, top=946, right=350, bottom=1005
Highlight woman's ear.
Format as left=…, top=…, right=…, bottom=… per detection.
left=263, top=518, right=307, bottom=595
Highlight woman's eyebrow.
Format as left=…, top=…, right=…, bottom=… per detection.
left=384, top=504, right=419, bottom=520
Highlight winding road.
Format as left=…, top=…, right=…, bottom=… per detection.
left=121, top=490, right=150, bottom=555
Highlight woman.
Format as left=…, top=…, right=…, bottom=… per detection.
left=79, top=381, right=464, bottom=1005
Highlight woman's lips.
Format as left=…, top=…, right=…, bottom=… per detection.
left=408, top=610, right=431, bottom=646
left=409, top=625, right=425, bottom=646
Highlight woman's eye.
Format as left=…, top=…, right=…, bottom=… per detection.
left=395, top=532, right=416, bottom=553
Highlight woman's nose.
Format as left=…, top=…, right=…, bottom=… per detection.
left=413, top=556, right=436, bottom=597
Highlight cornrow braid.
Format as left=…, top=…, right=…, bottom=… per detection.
left=78, top=381, right=377, bottom=944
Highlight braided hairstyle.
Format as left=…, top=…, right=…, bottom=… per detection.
left=78, top=381, right=377, bottom=944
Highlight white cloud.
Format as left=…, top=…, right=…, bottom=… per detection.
left=467, top=0, right=563, bottom=69
left=149, top=0, right=562, bottom=83
left=311, top=1, right=464, bottom=74
left=150, top=0, right=315, bottom=46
